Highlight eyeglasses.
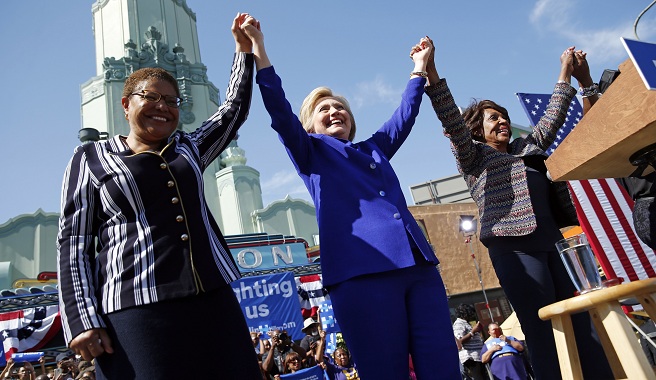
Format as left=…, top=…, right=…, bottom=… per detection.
left=288, top=358, right=300, bottom=363
left=130, top=90, right=182, bottom=108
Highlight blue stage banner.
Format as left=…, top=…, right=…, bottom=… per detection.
left=230, top=242, right=309, bottom=273
left=232, top=272, right=305, bottom=340
left=280, top=365, right=325, bottom=380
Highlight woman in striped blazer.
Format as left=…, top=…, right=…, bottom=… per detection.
left=57, top=14, right=262, bottom=379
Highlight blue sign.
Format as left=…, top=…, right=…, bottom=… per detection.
left=279, top=365, right=325, bottom=380
left=230, top=242, right=309, bottom=273
left=622, top=37, right=656, bottom=90
left=232, top=272, right=305, bottom=340
left=11, top=352, right=43, bottom=362
left=319, top=300, right=341, bottom=333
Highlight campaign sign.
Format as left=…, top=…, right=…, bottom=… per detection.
left=11, top=352, right=43, bottom=362
left=232, top=272, right=305, bottom=340
left=230, top=242, right=309, bottom=273
left=279, top=365, right=324, bottom=380
left=622, top=37, right=656, bottom=90
left=319, top=300, right=341, bottom=333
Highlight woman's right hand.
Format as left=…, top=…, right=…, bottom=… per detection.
left=69, top=328, right=114, bottom=361
left=232, top=13, right=252, bottom=53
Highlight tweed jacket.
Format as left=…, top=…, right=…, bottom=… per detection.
left=426, top=79, right=579, bottom=245
left=257, top=66, right=438, bottom=286
left=57, top=53, right=253, bottom=343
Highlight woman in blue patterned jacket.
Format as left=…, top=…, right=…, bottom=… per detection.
left=56, top=14, right=262, bottom=379
left=240, top=16, right=460, bottom=380
left=424, top=43, right=613, bottom=379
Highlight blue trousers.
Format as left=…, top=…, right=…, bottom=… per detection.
left=95, top=285, right=262, bottom=380
left=329, top=264, right=460, bottom=380
left=490, top=249, right=613, bottom=380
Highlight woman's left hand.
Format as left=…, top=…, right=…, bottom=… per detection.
left=572, top=50, right=594, bottom=87
left=70, top=328, right=114, bottom=361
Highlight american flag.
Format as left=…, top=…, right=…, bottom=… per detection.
left=516, top=93, right=656, bottom=283
left=0, top=306, right=61, bottom=365
left=295, top=274, right=330, bottom=319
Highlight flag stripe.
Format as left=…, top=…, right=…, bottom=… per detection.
left=578, top=180, right=638, bottom=281
left=569, top=181, right=618, bottom=279
left=516, top=92, right=655, bottom=287
left=598, top=179, right=656, bottom=277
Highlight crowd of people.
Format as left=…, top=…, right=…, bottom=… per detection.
left=0, top=352, right=95, bottom=380
left=249, top=319, right=361, bottom=380
left=48, top=8, right=655, bottom=380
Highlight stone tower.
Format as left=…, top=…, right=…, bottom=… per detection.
left=79, top=0, right=265, bottom=232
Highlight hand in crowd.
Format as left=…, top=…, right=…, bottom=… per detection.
left=471, top=321, right=483, bottom=334
left=23, top=361, right=35, bottom=373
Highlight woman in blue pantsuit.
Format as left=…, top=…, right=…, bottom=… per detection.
left=239, top=16, right=460, bottom=380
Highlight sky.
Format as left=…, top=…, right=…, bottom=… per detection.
left=1, top=0, right=655, bottom=224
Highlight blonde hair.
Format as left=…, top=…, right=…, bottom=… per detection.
left=299, top=87, right=357, bottom=141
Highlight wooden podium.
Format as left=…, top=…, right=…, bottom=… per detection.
left=546, top=58, right=656, bottom=181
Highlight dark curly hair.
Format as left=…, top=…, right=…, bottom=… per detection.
left=122, top=67, right=180, bottom=98
left=455, top=303, right=477, bottom=321
left=461, top=99, right=511, bottom=143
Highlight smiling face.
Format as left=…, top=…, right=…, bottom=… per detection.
left=482, top=108, right=511, bottom=150
left=285, top=354, right=302, bottom=373
left=310, top=97, right=352, bottom=140
left=334, top=348, right=350, bottom=367
left=121, top=78, right=179, bottom=150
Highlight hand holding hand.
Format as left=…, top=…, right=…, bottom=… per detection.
left=572, top=50, right=594, bottom=87
left=240, top=14, right=263, bottom=45
left=411, top=36, right=439, bottom=84
left=70, top=327, right=114, bottom=361
left=409, top=36, right=433, bottom=74
left=558, top=46, right=575, bottom=83
left=232, top=13, right=252, bottom=53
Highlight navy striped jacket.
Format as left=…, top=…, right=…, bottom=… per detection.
left=57, top=53, right=254, bottom=343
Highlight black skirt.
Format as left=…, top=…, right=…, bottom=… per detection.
left=95, top=285, right=262, bottom=380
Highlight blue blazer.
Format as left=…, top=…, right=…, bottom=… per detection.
left=257, top=67, right=438, bottom=286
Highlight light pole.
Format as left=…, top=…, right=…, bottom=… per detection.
left=459, top=215, right=494, bottom=322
